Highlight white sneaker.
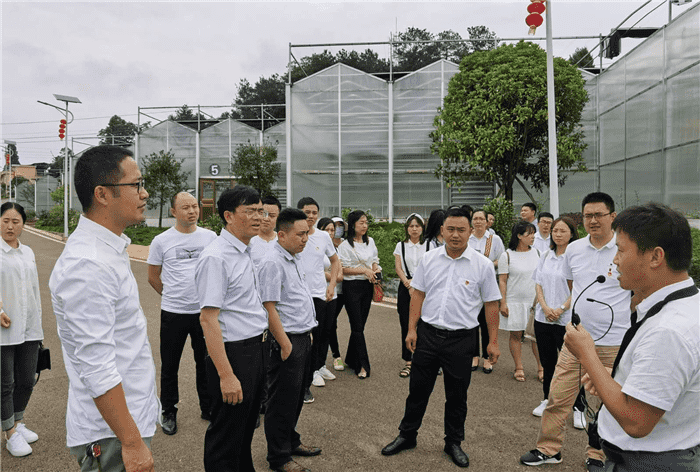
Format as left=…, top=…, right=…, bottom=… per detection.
left=312, top=370, right=325, bottom=387
left=573, top=409, right=586, bottom=430
left=318, top=366, right=336, bottom=380
left=6, top=432, right=32, bottom=457
left=532, top=399, right=548, bottom=417
left=15, top=423, right=38, bottom=444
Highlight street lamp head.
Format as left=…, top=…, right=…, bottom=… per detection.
left=53, top=94, right=81, bottom=104
left=4, top=140, right=17, bottom=146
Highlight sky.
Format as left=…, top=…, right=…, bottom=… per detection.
left=1, top=0, right=688, bottom=165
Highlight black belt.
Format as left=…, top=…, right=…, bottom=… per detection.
left=225, top=331, right=267, bottom=346
left=420, top=319, right=476, bottom=338
left=286, top=331, right=311, bottom=338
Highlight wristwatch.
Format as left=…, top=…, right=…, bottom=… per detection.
left=560, top=304, right=566, bottom=310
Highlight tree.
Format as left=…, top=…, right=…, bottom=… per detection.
left=336, top=48, right=390, bottom=73
left=229, top=75, right=286, bottom=129
left=288, top=50, right=337, bottom=82
left=394, top=27, right=441, bottom=71
left=141, top=150, right=190, bottom=227
left=568, top=47, right=594, bottom=69
left=47, top=148, right=74, bottom=178
left=432, top=41, right=589, bottom=202
left=168, top=105, right=214, bottom=131
left=230, top=141, right=281, bottom=197
left=98, top=115, right=150, bottom=146
left=467, top=26, right=500, bottom=53
left=435, top=30, right=470, bottom=63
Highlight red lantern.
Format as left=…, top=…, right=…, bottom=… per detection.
left=526, top=0, right=546, bottom=35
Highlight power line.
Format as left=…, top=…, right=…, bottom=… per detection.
left=1, top=114, right=138, bottom=126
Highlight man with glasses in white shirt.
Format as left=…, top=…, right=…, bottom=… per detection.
left=50, top=145, right=159, bottom=472
left=382, top=207, right=501, bottom=468
left=249, top=195, right=281, bottom=269
left=195, top=185, right=268, bottom=472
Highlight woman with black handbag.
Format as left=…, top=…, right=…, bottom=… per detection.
left=1, top=202, right=43, bottom=457
left=393, top=213, right=426, bottom=378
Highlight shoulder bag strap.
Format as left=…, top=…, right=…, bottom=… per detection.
left=401, top=242, right=412, bottom=279
left=484, top=234, right=493, bottom=258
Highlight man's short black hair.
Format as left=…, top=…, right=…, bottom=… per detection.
left=521, top=202, right=537, bottom=212
left=538, top=211, right=554, bottom=220
left=276, top=208, right=307, bottom=233
left=1, top=202, right=27, bottom=223
left=582, top=192, right=615, bottom=213
left=296, top=197, right=319, bottom=210
left=612, top=203, right=692, bottom=272
left=486, top=211, right=495, bottom=218
left=262, top=195, right=282, bottom=211
left=75, top=145, right=132, bottom=212
left=217, top=185, right=260, bottom=225
left=444, top=207, right=471, bottom=225
left=461, top=204, right=473, bottom=218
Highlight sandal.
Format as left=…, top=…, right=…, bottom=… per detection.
left=399, top=364, right=412, bottom=378
left=538, top=368, right=544, bottom=383
left=514, top=369, right=526, bottom=382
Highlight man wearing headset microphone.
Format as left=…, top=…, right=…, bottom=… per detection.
left=520, top=193, right=632, bottom=472
left=564, top=203, right=699, bottom=471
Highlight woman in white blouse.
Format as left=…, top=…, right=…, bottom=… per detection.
left=1, top=203, right=43, bottom=457
left=530, top=217, right=579, bottom=416
left=498, top=221, right=541, bottom=383
left=337, top=210, right=380, bottom=379
left=393, top=213, right=426, bottom=378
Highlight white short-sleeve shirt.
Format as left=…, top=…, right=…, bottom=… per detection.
left=533, top=231, right=551, bottom=254
left=532, top=249, right=572, bottom=325
left=468, top=233, right=505, bottom=263
left=598, top=278, right=700, bottom=451
left=195, top=229, right=268, bottom=342
left=563, top=234, right=631, bottom=346
left=249, top=233, right=277, bottom=270
left=146, top=226, right=217, bottom=314
left=337, top=238, right=380, bottom=281
left=300, top=230, right=336, bottom=298
left=411, top=245, right=501, bottom=330
left=393, top=240, right=427, bottom=278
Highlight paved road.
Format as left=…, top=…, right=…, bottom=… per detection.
left=2, top=229, right=590, bottom=472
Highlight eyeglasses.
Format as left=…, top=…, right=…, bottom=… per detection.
left=583, top=212, right=611, bottom=221
left=100, top=179, right=144, bottom=193
left=240, top=208, right=264, bottom=217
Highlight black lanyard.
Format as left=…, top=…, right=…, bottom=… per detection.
left=611, top=284, right=698, bottom=377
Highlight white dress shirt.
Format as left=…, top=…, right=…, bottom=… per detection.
left=195, top=229, right=268, bottom=342
left=532, top=249, right=572, bottom=325
left=1, top=239, right=43, bottom=346
left=49, top=216, right=159, bottom=447
left=258, top=242, right=317, bottom=334
left=468, top=232, right=505, bottom=263
left=563, top=234, right=631, bottom=346
left=146, top=226, right=217, bottom=314
left=249, top=233, right=277, bottom=270
left=411, top=246, right=501, bottom=330
left=598, top=278, right=700, bottom=451
left=533, top=231, right=551, bottom=254
left=393, top=240, right=427, bottom=278
left=337, top=238, right=381, bottom=281
left=300, top=230, right=336, bottom=298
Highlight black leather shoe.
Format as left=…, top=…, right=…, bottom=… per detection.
left=291, top=444, right=322, bottom=457
left=444, top=443, right=469, bottom=467
left=161, top=410, right=177, bottom=435
left=381, top=435, right=417, bottom=456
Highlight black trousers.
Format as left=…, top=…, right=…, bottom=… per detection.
left=343, top=279, right=373, bottom=376
left=398, top=320, right=477, bottom=445
left=160, top=310, right=210, bottom=414
left=1, top=340, right=40, bottom=431
left=328, top=293, right=345, bottom=359
left=310, top=297, right=336, bottom=372
left=396, top=283, right=413, bottom=362
left=204, top=335, right=265, bottom=472
left=474, top=306, right=491, bottom=359
left=265, top=332, right=312, bottom=468
left=533, top=320, right=587, bottom=410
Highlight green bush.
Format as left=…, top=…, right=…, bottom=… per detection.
left=341, top=207, right=375, bottom=225
left=199, top=213, right=224, bottom=235
left=483, top=196, right=515, bottom=243
left=690, top=227, right=700, bottom=287
left=123, top=226, right=169, bottom=246
left=35, top=205, right=80, bottom=233
left=368, top=221, right=404, bottom=280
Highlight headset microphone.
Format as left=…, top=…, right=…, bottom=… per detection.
left=571, top=275, right=606, bottom=327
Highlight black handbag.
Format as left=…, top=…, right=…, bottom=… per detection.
left=35, top=343, right=51, bottom=385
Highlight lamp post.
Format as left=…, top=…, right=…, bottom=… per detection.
left=38, top=94, right=81, bottom=238
left=3, top=140, right=16, bottom=202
